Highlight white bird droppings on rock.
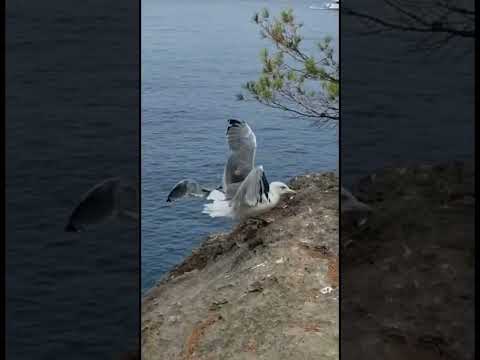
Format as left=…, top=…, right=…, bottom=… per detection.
left=251, top=262, right=266, bottom=270
left=321, top=286, right=333, bottom=294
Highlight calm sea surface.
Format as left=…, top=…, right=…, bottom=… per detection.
left=142, top=0, right=339, bottom=291
left=6, top=1, right=139, bottom=358
left=341, top=0, right=474, bottom=185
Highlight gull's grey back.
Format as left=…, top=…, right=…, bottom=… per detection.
left=232, top=166, right=270, bottom=216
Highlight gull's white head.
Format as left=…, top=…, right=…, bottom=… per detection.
left=270, top=181, right=296, bottom=196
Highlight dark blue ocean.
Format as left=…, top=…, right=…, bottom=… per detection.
left=141, top=0, right=339, bottom=291
left=6, top=1, right=140, bottom=358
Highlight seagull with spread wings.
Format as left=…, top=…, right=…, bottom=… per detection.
left=167, top=119, right=295, bottom=220
left=65, top=119, right=295, bottom=231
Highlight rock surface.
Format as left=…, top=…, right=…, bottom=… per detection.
left=142, top=172, right=339, bottom=360
left=342, top=161, right=475, bottom=360
left=141, top=161, right=475, bottom=360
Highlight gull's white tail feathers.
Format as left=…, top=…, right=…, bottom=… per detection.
left=206, top=189, right=226, bottom=201
left=202, top=198, right=233, bottom=218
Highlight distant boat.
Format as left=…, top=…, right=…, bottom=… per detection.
left=310, top=0, right=339, bottom=10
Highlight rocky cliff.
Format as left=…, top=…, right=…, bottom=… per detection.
left=342, top=161, right=475, bottom=360
left=142, top=172, right=339, bottom=360
left=141, top=161, right=475, bottom=360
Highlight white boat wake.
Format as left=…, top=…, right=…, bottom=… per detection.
left=310, top=1, right=339, bottom=10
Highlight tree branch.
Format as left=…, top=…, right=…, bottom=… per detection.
left=343, top=0, right=475, bottom=38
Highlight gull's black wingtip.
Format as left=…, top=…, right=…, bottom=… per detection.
left=228, top=119, right=243, bottom=127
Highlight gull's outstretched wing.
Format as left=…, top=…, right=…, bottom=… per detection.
left=231, top=165, right=270, bottom=210
left=223, top=119, right=257, bottom=199
left=340, top=187, right=372, bottom=213
left=166, top=179, right=211, bottom=202
left=65, top=177, right=138, bottom=232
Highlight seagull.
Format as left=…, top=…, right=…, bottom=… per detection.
left=203, top=165, right=295, bottom=220
left=202, top=119, right=295, bottom=220
left=166, top=119, right=295, bottom=220
left=65, top=177, right=138, bottom=232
